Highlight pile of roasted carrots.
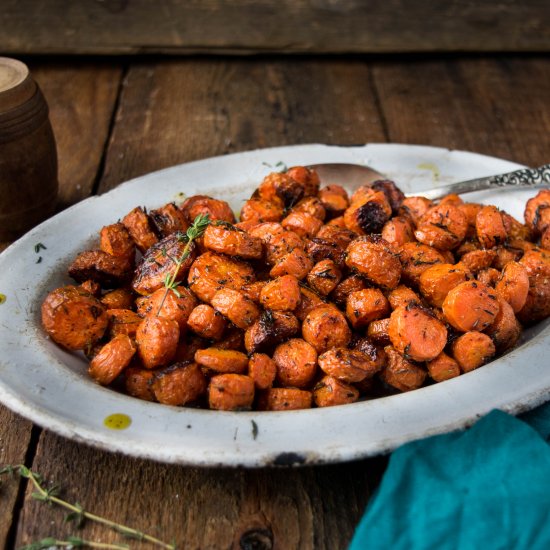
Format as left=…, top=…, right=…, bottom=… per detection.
left=41, top=166, right=550, bottom=410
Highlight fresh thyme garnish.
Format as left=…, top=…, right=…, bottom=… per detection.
left=261, top=161, right=288, bottom=172
left=1, top=465, right=174, bottom=549
left=156, top=213, right=210, bottom=315
left=34, top=243, right=47, bottom=253
left=20, top=537, right=128, bottom=549
left=0, top=464, right=176, bottom=550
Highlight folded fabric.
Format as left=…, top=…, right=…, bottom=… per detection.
left=349, top=403, right=550, bottom=550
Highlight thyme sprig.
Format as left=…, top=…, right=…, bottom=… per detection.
left=1, top=465, right=175, bottom=550
left=20, top=537, right=128, bottom=550
left=156, top=213, right=210, bottom=315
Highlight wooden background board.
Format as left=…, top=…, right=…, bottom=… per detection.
left=1, top=53, right=549, bottom=548
left=1, top=1, right=550, bottom=55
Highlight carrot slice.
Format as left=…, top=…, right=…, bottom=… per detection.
left=388, top=304, right=447, bottom=362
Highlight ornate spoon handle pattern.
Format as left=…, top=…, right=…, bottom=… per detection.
left=418, top=164, right=550, bottom=200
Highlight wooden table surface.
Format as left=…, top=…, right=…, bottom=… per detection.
left=1, top=54, right=550, bottom=549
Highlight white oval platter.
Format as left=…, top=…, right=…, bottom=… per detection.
left=0, top=143, right=549, bottom=467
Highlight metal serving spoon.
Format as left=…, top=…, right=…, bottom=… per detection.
left=309, top=162, right=550, bottom=200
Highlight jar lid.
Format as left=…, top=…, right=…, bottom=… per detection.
left=0, top=57, right=36, bottom=112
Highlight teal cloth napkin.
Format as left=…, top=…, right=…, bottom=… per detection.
left=349, top=403, right=550, bottom=550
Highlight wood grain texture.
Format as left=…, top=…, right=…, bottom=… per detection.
left=371, top=55, right=550, bottom=167
left=2, top=1, right=550, bottom=55
left=16, top=433, right=385, bottom=548
left=16, top=57, right=387, bottom=549
left=30, top=62, right=123, bottom=209
left=98, top=57, right=386, bottom=192
left=0, top=407, right=33, bottom=549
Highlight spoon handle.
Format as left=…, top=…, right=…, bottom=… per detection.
left=417, top=164, right=550, bottom=200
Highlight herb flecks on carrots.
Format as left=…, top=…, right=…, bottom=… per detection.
left=40, top=169, right=550, bottom=410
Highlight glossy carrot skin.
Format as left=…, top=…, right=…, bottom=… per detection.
left=42, top=166, right=550, bottom=410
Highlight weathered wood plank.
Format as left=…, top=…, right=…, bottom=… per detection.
left=0, top=408, right=33, bottom=549
left=16, top=58, right=386, bottom=549
left=371, top=55, right=550, bottom=167
left=30, top=62, right=123, bottom=209
left=99, top=57, right=386, bottom=192
left=15, top=433, right=386, bottom=548
left=2, top=1, right=549, bottom=55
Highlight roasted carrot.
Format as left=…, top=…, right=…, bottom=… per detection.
left=187, top=251, right=255, bottom=303
left=476, top=205, right=508, bottom=249
left=330, top=274, right=367, bottom=309
left=244, top=310, right=300, bottom=353
left=152, top=362, right=207, bottom=406
left=313, top=376, right=359, bottom=407
left=257, top=171, right=304, bottom=206
left=202, top=223, right=263, bottom=259
left=302, top=305, right=351, bottom=353
left=345, top=235, right=401, bottom=290
left=88, top=335, right=136, bottom=385
left=41, top=285, right=108, bottom=350
left=100, top=287, right=135, bottom=310
left=524, top=189, right=550, bottom=235
left=240, top=198, right=284, bottom=223
left=318, top=347, right=382, bottom=383
left=248, top=353, right=277, bottom=390
left=145, top=286, right=197, bottom=331
left=195, top=348, right=249, bottom=374
left=258, top=388, right=313, bottom=411
left=415, top=203, right=468, bottom=250
left=181, top=195, right=235, bottom=224
left=106, top=308, right=142, bottom=339
left=286, top=165, right=321, bottom=197
left=452, top=332, right=496, bottom=373
left=380, top=346, right=427, bottom=392
left=135, top=316, right=179, bottom=369
left=211, top=288, right=260, bottom=329
left=282, top=211, right=323, bottom=238
left=458, top=248, right=498, bottom=274
left=346, top=288, right=390, bottom=329
left=259, top=275, right=301, bottom=311
left=307, top=259, right=342, bottom=296
left=387, top=285, right=421, bottom=310
left=388, top=304, right=448, bottom=362
left=122, top=207, right=158, bottom=253
left=398, top=196, right=433, bottom=226
left=187, top=304, right=227, bottom=340
left=125, top=366, right=156, bottom=401
left=291, top=196, right=326, bottom=220
left=495, top=261, right=529, bottom=313
left=269, top=247, right=313, bottom=280
left=398, top=242, right=445, bottom=286
left=69, top=250, right=132, bottom=288
left=418, top=263, right=471, bottom=307
left=381, top=216, right=415, bottom=251
left=318, top=184, right=349, bottom=218
left=344, top=189, right=392, bottom=235
left=149, top=202, right=189, bottom=237
left=367, top=318, right=391, bottom=346
left=485, top=297, right=521, bottom=353
left=442, top=280, right=500, bottom=332
left=133, top=233, right=196, bottom=296
left=426, top=352, right=461, bottom=382
left=100, top=222, right=135, bottom=263
left=208, top=374, right=255, bottom=411
left=273, top=338, right=318, bottom=388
